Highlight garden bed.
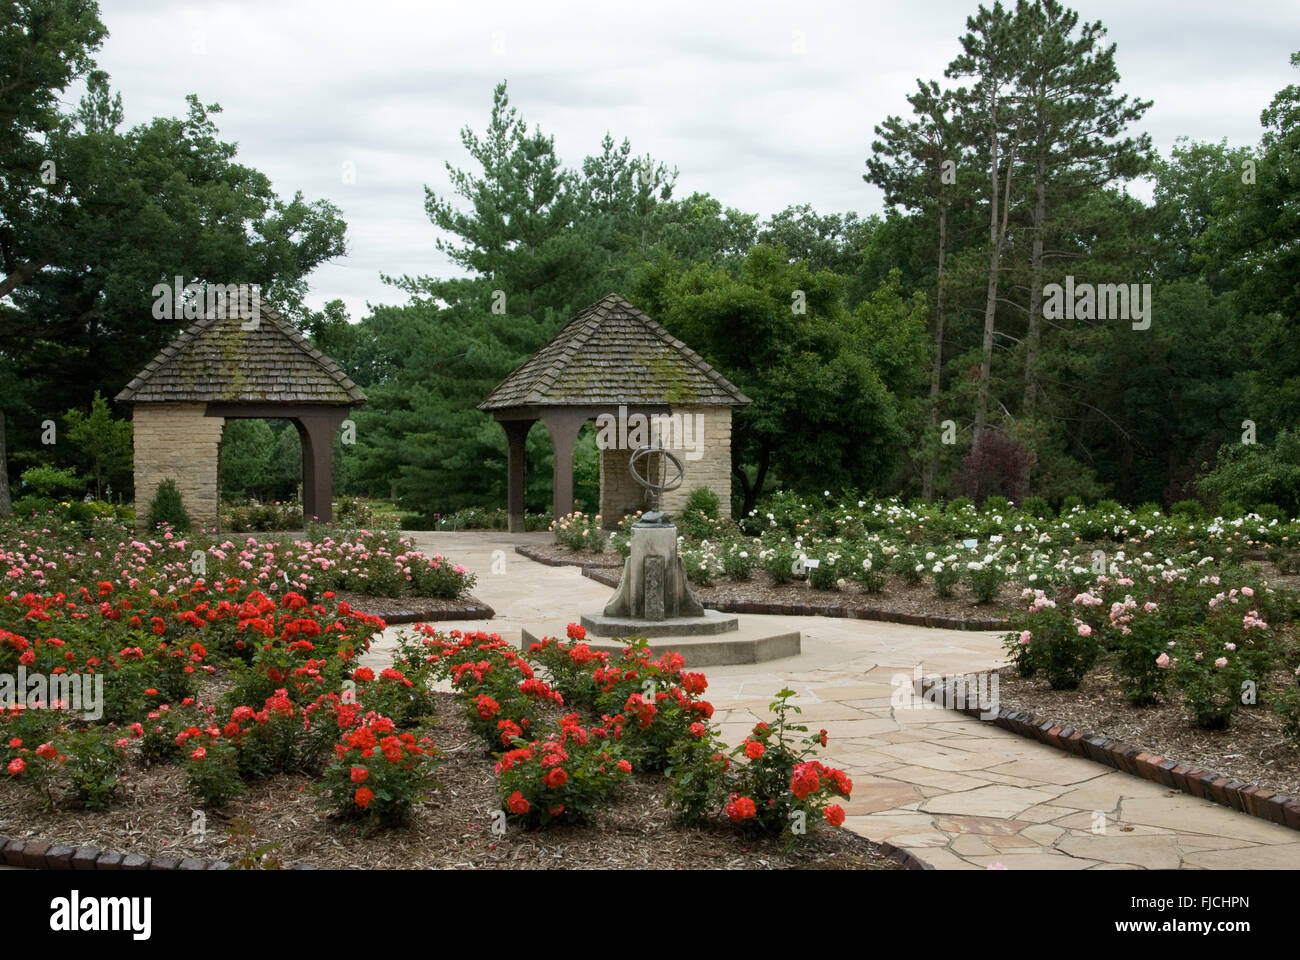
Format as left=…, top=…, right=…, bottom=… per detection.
left=993, top=660, right=1300, bottom=797
left=0, top=692, right=901, bottom=871
left=582, top=564, right=1015, bottom=629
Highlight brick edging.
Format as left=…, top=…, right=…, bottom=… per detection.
left=917, top=672, right=1300, bottom=833
left=0, top=837, right=322, bottom=871
left=576, top=564, right=1008, bottom=631
left=877, top=841, right=935, bottom=870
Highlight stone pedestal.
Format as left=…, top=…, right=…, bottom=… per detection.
left=601, top=522, right=704, bottom=621
left=575, top=520, right=801, bottom=665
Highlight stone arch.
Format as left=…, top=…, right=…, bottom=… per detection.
left=116, top=296, right=365, bottom=531
left=480, top=294, right=750, bottom=531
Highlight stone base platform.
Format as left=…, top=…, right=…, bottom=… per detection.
left=580, top=609, right=738, bottom=637
left=521, top=620, right=801, bottom=668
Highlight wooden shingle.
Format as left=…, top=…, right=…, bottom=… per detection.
left=115, top=294, right=366, bottom=406
left=479, top=294, right=750, bottom=410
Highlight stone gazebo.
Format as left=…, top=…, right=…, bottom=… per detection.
left=116, top=298, right=366, bottom=530
left=479, top=294, right=750, bottom=531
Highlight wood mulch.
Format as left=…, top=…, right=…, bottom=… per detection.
left=995, top=661, right=1300, bottom=797
left=0, top=692, right=900, bottom=871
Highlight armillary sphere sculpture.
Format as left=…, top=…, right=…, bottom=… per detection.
left=628, top=444, right=684, bottom=524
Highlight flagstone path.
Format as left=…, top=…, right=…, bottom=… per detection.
left=367, top=531, right=1300, bottom=870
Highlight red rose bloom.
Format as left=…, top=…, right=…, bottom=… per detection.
left=744, top=740, right=765, bottom=760
left=507, top=790, right=530, bottom=814
left=543, top=767, right=568, bottom=789
left=7, top=758, right=24, bottom=775
left=354, top=786, right=375, bottom=808
left=824, top=804, right=846, bottom=827
left=725, top=795, right=757, bottom=821
left=350, top=766, right=369, bottom=783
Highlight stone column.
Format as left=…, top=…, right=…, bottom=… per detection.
left=501, top=419, right=533, bottom=533
left=131, top=402, right=225, bottom=531
left=294, top=410, right=350, bottom=524
left=540, top=411, right=586, bottom=522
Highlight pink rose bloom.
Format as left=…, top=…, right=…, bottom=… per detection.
left=1076, top=623, right=1092, bottom=637
left=1214, top=657, right=1229, bottom=669
left=1018, top=630, right=1031, bottom=646
left=1155, top=653, right=1170, bottom=668
left=1242, top=586, right=1254, bottom=597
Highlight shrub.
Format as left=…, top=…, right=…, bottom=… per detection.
left=761, top=544, right=796, bottom=585
left=318, top=714, right=438, bottom=827
left=495, top=714, right=631, bottom=828
left=668, top=688, right=851, bottom=840
left=1019, top=496, right=1051, bottom=519
left=1107, top=596, right=1170, bottom=706
left=58, top=729, right=128, bottom=810
left=1005, top=590, right=1100, bottom=689
left=525, top=625, right=607, bottom=713
left=1168, top=626, right=1248, bottom=729
left=927, top=553, right=961, bottom=597
left=681, top=486, right=721, bottom=539
left=19, top=464, right=83, bottom=500
left=551, top=511, right=605, bottom=552
left=1195, top=428, right=1300, bottom=516
left=807, top=554, right=841, bottom=591
left=721, top=540, right=756, bottom=581
left=148, top=478, right=191, bottom=533
left=965, top=557, right=1006, bottom=604
left=892, top=547, right=925, bottom=586
left=1169, top=499, right=1205, bottom=522
left=854, top=551, right=886, bottom=592
left=184, top=735, right=246, bottom=808
left=958, top=431, right=1034, bottom=505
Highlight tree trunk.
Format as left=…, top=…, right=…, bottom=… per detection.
left=922, top=203, right=949, bottom=501
left=974, top=112, right=1002, bottom=444
left=1024, top=153, right=1047, bottom=417
left=0, top=410, right=10, bottom=516
left=975, top=111, right=1018, bottom=445
left=739, top=447, right=771, bottom=516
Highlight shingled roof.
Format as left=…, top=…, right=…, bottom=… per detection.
left=116, top=294, right=366, bottom=405
left=479, top=294, right=750, bottom=411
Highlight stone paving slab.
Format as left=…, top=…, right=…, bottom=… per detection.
left=373, top=532, right=1300, bottom=870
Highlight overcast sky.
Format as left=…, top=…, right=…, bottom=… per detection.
left=93, top=0, right=1299, bottom=320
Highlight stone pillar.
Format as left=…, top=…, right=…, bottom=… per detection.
left=602, top=523, right=704, bottom=620
left=131, top=402, right=225, bottom=531
left=541, top=411, right=586, bottom=522
left=501, top=419, right=532, bottom=533
left=294, top=410, right=350, bottom=524
left=659, top=405, right=734, bottom=519
left=598, top=445, right=642, bottom=528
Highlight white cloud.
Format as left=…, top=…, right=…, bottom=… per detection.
left=93, top=0, right=1300, bottom=319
